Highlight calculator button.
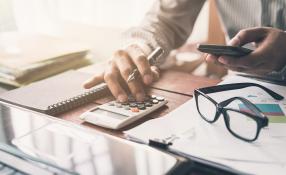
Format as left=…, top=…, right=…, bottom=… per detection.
left=136, top=101, right=144, bottom=105
left=138, top=104, right=146, bottom=110
left=156, top=96, right=165, bottom=101
left=151, top=95, right=157, bottom=99
left=129, top=103, right=137, bottom=108
left=144, top=102, right=153, bottom=107
left=152, top=99, right=159, bottom=104
left=131, top=107, right=139, bottom=112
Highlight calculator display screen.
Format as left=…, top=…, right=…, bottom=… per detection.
left=91, top=108, right=128, bottom=120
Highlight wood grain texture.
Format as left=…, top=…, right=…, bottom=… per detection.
left=58, top=69, right=221, bottom=137
left=152, top=70, right=221, bottom=95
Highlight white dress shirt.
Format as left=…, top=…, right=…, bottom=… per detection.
left=122, top=0, right=286, bottom=81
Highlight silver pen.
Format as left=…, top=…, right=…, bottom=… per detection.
left=127, top=47, right=164, bottom=83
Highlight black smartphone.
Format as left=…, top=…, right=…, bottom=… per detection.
left=197, top=44, right=253, bottom=57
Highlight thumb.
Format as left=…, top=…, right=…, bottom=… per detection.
left=228, top=27, right=268, bottom=46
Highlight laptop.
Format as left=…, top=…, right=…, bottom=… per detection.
left=0, top=102, right=190, bottom=175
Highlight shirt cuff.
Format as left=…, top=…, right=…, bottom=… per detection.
left=121, top=39, right=153, bottom=56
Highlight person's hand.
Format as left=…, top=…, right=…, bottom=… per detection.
left=205, top=27, right=286, bottom=75
left=83, top=44, right=160, bottom=102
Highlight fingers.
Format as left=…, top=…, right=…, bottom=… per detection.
left=204, top=27, right=268, bottom=71
left=151, top=66, right=160, bottom=81
left=229, top=27, right=268, bottom=46
left=205, top=54, right=217, bottom=62
left=217, top=27, right=273, bottom=74
left=213, top=27, right=286, bottom=75
left=114, top=50, right=145, bottom=101
left=218, top=55, right=258, bottom=69
left=83, top=72, right=104, bottom=89
left=127, top=45, right=153, bottom=85
left=204, top=52, right=262, bottom=74
left=83, top=45, right=160, bottom=102
left=228, top=36, right=241, bottom=46
left=204, top=54, right=224, bottom=66
left=217, top=53, right=271, bottom=75
left=224, top=63, right=270, bottom=75
left=103, top=61, right=128, bottom=102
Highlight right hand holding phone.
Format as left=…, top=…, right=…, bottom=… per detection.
left=205, top=27, right=286, bottom=75
left=83, top=44, right=160, bottom=102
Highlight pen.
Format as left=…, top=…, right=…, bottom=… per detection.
left=127, top=47, right=164, bottom=83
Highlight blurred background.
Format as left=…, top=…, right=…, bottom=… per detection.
left=0, top=0, right=227, bottom=78
left=1, top=0, right=154, bottom=31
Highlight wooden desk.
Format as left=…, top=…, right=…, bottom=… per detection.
left=58, top=69, right=221, bottom=137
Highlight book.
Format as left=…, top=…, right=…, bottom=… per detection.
left=0, top=32, right=91, bottom=86
left=0, top=70, right=109, bottom=115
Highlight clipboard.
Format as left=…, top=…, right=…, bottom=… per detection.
left=124, top=75, right=286, bottom=175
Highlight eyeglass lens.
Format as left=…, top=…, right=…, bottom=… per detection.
left=197, top=95, right=259, bottom=141
left=197, top=94, right=217, bottom=122
left=226, top=110, right=258, bottom=140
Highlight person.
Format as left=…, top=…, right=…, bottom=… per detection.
left=83, top=0, right=286, bottom=102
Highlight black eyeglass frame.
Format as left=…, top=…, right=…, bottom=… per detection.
left=194, top=83, right=284, bottom=142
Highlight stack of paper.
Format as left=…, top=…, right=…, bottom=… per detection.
left=125, top=76, right=286, bottom=175
left=0, top=32, right=91, bottom=86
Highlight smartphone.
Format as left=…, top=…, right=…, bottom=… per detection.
left=197, top=44, right=253, bottom=57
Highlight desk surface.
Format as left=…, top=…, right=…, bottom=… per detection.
left=58, top=69, right=221, bottom=137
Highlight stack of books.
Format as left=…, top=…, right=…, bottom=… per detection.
left=0, top=32, right=91, bottom=87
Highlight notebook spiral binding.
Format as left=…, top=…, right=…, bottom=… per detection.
left=47, top=84, right=108, bottom=115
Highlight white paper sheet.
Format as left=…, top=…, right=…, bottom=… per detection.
left=125, top=75, right=286, bottom=175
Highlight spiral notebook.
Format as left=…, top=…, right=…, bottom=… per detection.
left=0, top=70, right=108, bottom=115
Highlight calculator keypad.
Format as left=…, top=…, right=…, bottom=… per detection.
left=81, top=94, right=167, bottom=129
left=111, top=95, right=165, bottom=113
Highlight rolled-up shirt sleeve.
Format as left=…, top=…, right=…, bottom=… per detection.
left=122, top=0, right=206, bottom=63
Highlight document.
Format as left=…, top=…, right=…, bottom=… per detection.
left=0, top=32, right=90, bottom=86
left=125, top=75, right=286, bottom=175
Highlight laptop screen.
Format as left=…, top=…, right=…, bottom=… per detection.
left=0, top=103, right=178, bottom=175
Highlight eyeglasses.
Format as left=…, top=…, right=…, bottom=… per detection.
left=194, top=83, right=284, bottom=142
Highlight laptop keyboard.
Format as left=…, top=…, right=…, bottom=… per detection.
left=0, top=162, right=26, bottom=175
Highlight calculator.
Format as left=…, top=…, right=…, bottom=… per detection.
left=80, top=95, right=168, bottom=129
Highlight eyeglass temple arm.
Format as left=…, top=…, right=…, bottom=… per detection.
left=198, top=83, right=283, bottom=100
